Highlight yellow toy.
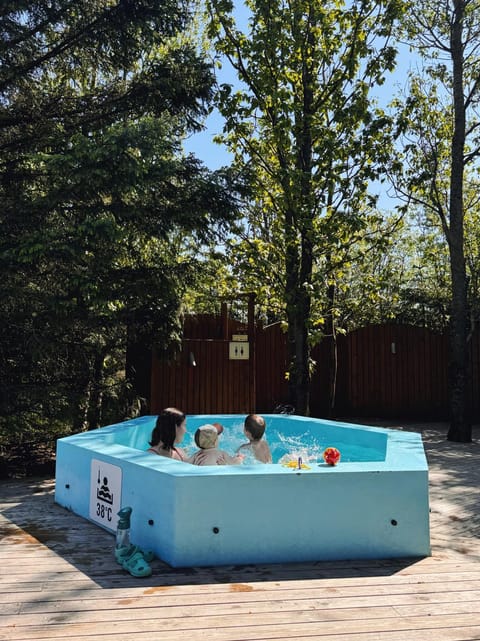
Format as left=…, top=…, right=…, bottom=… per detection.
left=282, top=456, right=311, bottom=470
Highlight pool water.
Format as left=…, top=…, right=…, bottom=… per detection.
left=183, top=421, right=385, bottom=463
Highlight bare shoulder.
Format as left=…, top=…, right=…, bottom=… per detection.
left=252, top=440, right=272, bottom=463
left=173, top=447, right=187, bottom=461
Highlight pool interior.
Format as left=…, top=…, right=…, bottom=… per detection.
left=110, top=414, right=388, bottom=464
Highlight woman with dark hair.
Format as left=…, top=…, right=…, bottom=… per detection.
left=147, top=407, right=187, bottom=461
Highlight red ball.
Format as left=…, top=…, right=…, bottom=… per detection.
left=323, top=447, right=341, bottom=466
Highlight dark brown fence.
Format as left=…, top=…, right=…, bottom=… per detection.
left=145, top=316, right=480, bottom=420
left=333, top=325, right=449, bottom=418
left=150, top=339, right=253, bottom=414
left=149, top=314, right=255, bottom=415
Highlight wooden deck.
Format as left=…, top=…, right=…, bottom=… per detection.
left=1, top=425, right=480, bottom=641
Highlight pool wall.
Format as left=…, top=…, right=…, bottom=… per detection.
left=55, top=415, right=430, bottom=567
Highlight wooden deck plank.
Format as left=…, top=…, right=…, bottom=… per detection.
left=2, top=616, right=480, bottom=641
left=3, top=582, right=480, bottom=610
left=1, top=571, right=480, bottom=591
left=4, top=599, right=480, bottom=627
left=0, top=581, right=480, bottom=607
left=3, top=591, right=480, bottom=625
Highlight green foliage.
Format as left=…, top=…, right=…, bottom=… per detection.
left=330, top=213, right=451, bottom=332
left=392, top=0, right=480, bottom=441
left=0, top=0, right=239, bottom=457
left=205, top=0, right=405, bottom=412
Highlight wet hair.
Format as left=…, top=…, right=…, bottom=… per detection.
left=149, top=407, right=185, bottom=451
left=244, top=414, right=266, bottom=441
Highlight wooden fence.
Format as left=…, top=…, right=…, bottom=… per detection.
left=142, top=316, right=480, bottom=420
left=332, top=324, right=449, bottom=418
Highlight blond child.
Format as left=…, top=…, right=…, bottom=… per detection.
left=188, top=424, right=244, bottom=466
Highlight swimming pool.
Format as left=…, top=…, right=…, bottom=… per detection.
left=55, top=414, right=430, bottom=567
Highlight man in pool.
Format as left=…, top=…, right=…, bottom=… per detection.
left=188, top=424, right=244, bottom=466
left=236, top=414, right=272, bottom=463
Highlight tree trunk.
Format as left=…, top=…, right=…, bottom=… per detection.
left=447, top=0, right=471, bottom=443
left=87, top=350, right=105, bottom=430
left=286, top=298, right=311, bottom=416
left=73, top=381, right=91, bottom=433
left=284, top=211, right=312, bottom=416
left=447, top=236, right=471, bottom=441
left=126, top=317, right=151, bottom=414
left=285, top=37, right=315, bottom=417
left=325, top=280, right=338, bottom=417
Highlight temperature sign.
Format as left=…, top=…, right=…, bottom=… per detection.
left=89, top=459, right=122, bottom=531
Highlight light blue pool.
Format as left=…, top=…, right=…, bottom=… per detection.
left=55, top=414, right=430, bottom=567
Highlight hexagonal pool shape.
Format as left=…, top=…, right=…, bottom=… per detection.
left=55, top=414, right=430, bottom=567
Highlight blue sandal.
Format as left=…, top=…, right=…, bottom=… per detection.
left=121, top=550, right=152, bottom=577
left=115, top=544, right=155, bottom=565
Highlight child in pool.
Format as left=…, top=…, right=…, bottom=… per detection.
left=188, top=424, right=244, bottom=466
left=236, top=414, right=272, bottom=463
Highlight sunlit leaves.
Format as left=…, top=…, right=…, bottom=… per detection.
left=204, top=0, right=405, bottom=410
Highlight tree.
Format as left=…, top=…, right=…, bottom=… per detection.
left=396, top=0, right=480, bottom=441
left=0, top=0, right=238, bottom=437
left=206, top=0, right=404, bottom=414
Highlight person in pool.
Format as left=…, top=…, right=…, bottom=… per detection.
left=236, top=413, right=272, bottom=463
left=147, top=407, right=187, bottom=461
left=188, top=424, right=244, bottom=466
